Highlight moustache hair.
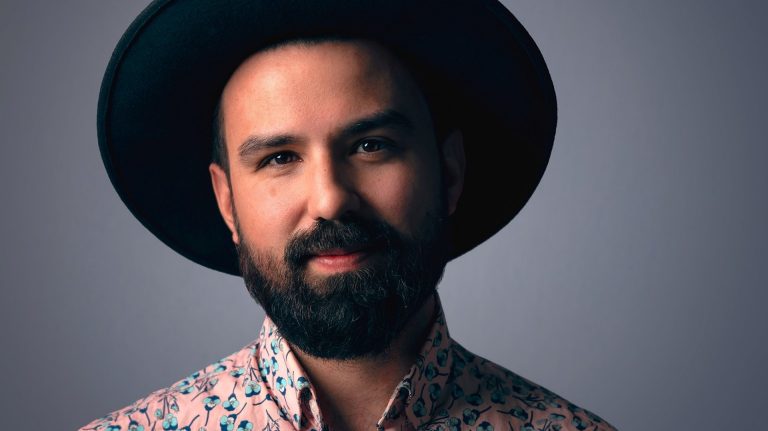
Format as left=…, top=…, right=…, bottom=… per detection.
left=283, top=214, right=398, bottom=269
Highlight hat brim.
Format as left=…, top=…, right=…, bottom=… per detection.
left=99, top=0, right=557, bottom=276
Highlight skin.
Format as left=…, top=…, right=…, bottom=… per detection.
left=209, top=40, right=465, bottom=431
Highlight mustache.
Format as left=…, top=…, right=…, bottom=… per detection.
left=284, top=215, right=398, bottom=268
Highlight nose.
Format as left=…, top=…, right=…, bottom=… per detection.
left=306, top=158, right=361, bottom=221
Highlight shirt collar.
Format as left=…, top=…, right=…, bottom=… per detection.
left=253, top=294, right=452, bottom=430
left=382, top=297, right=453, bottom=428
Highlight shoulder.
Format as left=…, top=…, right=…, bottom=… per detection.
left=78, top=339, right=261, bottom=431
left=441, top=341, right=618, bottom=431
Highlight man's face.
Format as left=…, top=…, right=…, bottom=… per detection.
left=209, top=40, right=464, bottom=359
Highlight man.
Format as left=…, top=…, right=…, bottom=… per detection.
left=83, top=0, right=616, bottom=430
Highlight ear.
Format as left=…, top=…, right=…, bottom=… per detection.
left=209, top=163, right=240, bottom=244
left=440, top=129, right=466, bottom=216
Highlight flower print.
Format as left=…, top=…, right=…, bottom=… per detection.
left=203, top=395, right=221, bottom=411
left=547, top=399, right=563, bottom=409
left=176, top=377, right=195, bottom=393
left=451, top=384, right=464, bottom=400
left=432, top=331, right=443, bottom=347
left=78, top=304, right=617, bottom=431
left=259, top=358, right=270, bottom=377
left=213, top=363, right=227, bottom=373
left=453, top=344, right=475, bottom=362
left=415, top=357, right=424, bottom=370
left=219, top=414, right=236, bottom=431
left=566, top=402, right=583, bottom=415
left=178, top=383, right=195, bottom=395
left=468, top=364, right=483, bottom=379
left=446, top=417, right=461, bottom=431
left=499, top=407, right=528, bottom=421
left=490, top=390, right=506, bottom=404
left=162, top=413, right=179, bottom=430
left=278, top=407, right=289, bottom=421
left=296, top=376, right=309, bottom=390
left=244, top=379, right=262, bottom=397
left=571, top=415, right=588, bottom=431
left=477, top=422, right=494, bottom=431
left=461, top=408, right=480, bottom=426
left=428, top=383, right=442, bottom=401
left=485, top=374, right=502, bottom=389
left=123, top=405, right=140, bottom=416
left=412, top=397, right=426, bottom=418
left=451, top=352, right=466, bottom=372
left=275, top=376, right=287, bottom=395
left=222, top=394, right=239, bottom=411
left=436, top=349, right=448, bottom=367
left=424, top=362, right=439, bottom=381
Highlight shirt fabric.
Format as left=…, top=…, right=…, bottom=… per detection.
left=81, top=297, right=617, bottom=431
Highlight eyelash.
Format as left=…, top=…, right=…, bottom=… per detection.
left=354, top=138, right=395, bottom=154
left=259, top=152, right=298, bottom=168
left=258, top=138, right=396, bottom=169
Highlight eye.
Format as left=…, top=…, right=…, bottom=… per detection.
left=354, top=138, right=392, bottom=154
left=260, top=151, right=299, bottom=168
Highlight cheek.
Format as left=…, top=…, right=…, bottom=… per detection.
left=363, top=161, right=441, bottom=234
left=232, top=181, right=303, bottom=253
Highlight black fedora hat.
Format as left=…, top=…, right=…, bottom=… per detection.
left=99, top=0, right=556, bottom=276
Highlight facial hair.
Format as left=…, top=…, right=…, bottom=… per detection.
left=235, top=212, right=449, bottom=360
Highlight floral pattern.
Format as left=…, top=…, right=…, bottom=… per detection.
left=80, top=297, right=616, bottom=431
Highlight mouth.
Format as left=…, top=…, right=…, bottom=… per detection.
left=307, top=240, right=385, bottom=273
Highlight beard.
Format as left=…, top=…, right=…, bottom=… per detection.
left=235, top=210, right=449, bottom=360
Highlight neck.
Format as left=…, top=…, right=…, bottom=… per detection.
left=292, top=294, right=437, bottom=431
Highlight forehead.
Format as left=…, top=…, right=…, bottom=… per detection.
left=219, top=39, right=432, bottom=143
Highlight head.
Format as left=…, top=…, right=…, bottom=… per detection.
left=208, top=39, right=465, bottom=359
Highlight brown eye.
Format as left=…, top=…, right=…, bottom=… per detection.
left=355, top=139, right=389, bottom=153
left=272, top=153, right=292, bottom=164
left=261, top=152, right=298, bottom=168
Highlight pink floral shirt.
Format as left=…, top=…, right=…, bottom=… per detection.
left=81, top=298, right=617, bottom=431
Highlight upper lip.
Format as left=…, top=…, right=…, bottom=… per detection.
left=311, top=239, right=384, bottom=257
left=313, top=245, right=368, bottom=257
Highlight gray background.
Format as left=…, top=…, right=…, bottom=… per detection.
left=1, top=1, right=766, bottom=429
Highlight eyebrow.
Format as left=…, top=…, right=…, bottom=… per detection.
left=237, top=109, right=415, bottom=161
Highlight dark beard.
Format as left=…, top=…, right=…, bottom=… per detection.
left=236, top=212, right=449, bottom=360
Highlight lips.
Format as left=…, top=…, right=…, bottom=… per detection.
left=313, top=245, right=368, bottom=257
left=306, top=240, right=385, bottom=272
left=309, top=237, right=385, bottom=258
